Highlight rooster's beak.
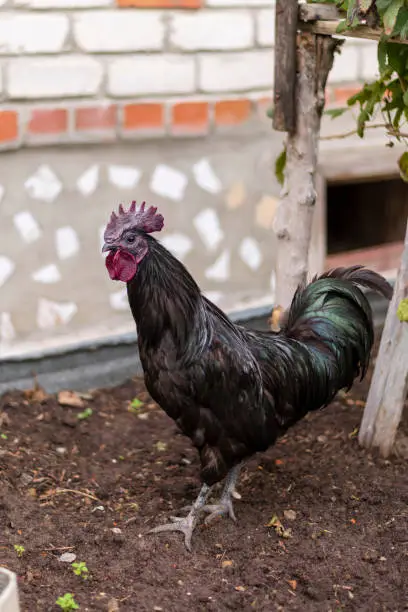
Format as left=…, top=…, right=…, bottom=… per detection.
left=102, top=243, right=113, bottom=253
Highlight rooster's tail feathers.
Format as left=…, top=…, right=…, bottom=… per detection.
left=281, top=266, right=392, bottom=388
left=314, top=265, right=393, bottom=299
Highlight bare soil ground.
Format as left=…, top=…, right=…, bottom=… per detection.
left=1, top=333, right=407, bottom=612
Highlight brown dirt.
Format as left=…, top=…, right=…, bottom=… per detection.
left=1, top=334, right=407, bottom=612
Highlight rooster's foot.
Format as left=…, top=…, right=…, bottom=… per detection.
left=202, top=495, right=237, bottom=524
left=180, top=464, right=243, bottom=525
left=148, top=513, right=197, bottom=551
left=148, top=483, right=210, bottom=551
left=178, top=497, right=237, bottom=522
left=203, top=463, right=243, bottom=524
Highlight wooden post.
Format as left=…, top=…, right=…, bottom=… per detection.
left=359, top=218, right=408, bottom=456
left=308, top=172, right=327, bottom=278
left=273, top=0, right=298, bottom=132
left=273, top=33, right=342, bottom=309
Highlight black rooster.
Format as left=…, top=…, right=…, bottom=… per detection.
left=102, top=201, right=392, bottom=550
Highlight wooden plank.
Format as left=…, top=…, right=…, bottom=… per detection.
left=359, top=219, right=408, bottom=456
left=326, top=241, right=404, bottom=276
left=309, top=172, right=327, bottom=278
left=273, top=0, right=298, bottom=132
left=319, top=145, right=405, bottom=184
left=300, top=20, right=408, bottom=45
left=299, top=3, right=343, bottom=22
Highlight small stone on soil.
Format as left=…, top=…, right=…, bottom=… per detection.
left=58, top=390, right=85, bottom=409
left=111, top=527, right=124, bottom=543
left=107, top=598, right=120, bottom=612
left=19, top=473, right=33, bottom=487
left=362, top=550, right=379, bottom=563
left=59, top=552, right=76, bottom=563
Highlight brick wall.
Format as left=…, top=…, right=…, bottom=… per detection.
left=0, top=0, right=379, bottom=149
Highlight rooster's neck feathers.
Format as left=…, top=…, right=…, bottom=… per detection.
left=127, top=238, right=210, bottom=355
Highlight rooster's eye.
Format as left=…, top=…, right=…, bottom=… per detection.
left=126, top=234, right=136, bottom=244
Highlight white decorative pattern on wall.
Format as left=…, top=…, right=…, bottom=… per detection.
left=0, top=141, right=281, bottom=355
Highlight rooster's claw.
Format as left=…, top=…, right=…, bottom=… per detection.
left=203, top=497, right=237, bottom=524
left=149, top=514, right=196, bottom=551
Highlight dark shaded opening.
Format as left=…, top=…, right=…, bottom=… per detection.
left=327, top=177, right=407, bottom=255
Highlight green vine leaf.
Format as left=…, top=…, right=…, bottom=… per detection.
left=383, top=0, right=404, bottom=35
left=397, top=298, right=408, bottom=322
left=266, top=105, right=274, bottom=119
left=358, top=0, right=374, bottom=12
left=336, top=19, right=349, bottom=32
left=325, top=107, right=349, bottom=118
left=275, top=148, right=287, bottom=187
left=398, top=152, right=408, bottom=182
left=378, top=38, right=388, bottom=75
left=376, top=0, right=398, bottom=18
left=393, top=6, right=408, bottom=38
left=386, top=42, right=406, bottom=73
left=357, top=109, right=369, bottom=137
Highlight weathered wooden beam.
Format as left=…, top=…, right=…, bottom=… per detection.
left=359, top=218, right=408, bottom=456
left=273, top=0, right=298, bottom=133
left=299, top=2, right=343, bottom=22
left=300, top=19, right=408, bottom=46
left=299, top=2, right=408, bottom=44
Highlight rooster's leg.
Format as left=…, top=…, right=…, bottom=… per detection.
left=202, top=463, right=243, bottom=524
left=148, top=483, right=211, bottom=551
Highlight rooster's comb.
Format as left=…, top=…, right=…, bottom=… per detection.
left=104, top=200, right=164, bottom=242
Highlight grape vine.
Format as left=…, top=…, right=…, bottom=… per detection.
left=310, top=0, right=408, bottom=180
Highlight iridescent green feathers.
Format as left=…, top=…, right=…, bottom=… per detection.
left=281, top=265, right=392, bottom=399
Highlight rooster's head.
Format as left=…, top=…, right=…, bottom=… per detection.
left=102, top=201, right=164, bottom=282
